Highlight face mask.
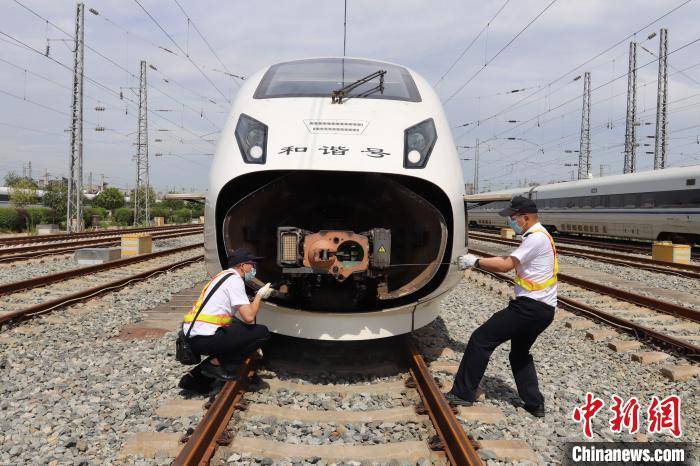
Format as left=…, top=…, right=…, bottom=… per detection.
left=508, top=216, right=524, bottom=234
left=244, top=267, right=256, bottom=281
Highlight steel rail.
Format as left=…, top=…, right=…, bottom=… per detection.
left=0, top=229, right=203, bottom=263
left=172, top=358, right=255, bottom=466
left=468, top=248, right=700, bottom=323
left=0, top=243, right=203, bottom=295
left=0, top=254, right=203, bottom=328
left=469, top=232, right=700, bottom=279
left=403, top=338, right=483, bottom=466
left=474, top=269, right=699, bottom=359
left=0, top=226, right=202, bottom=255
left=0, top=223, right=202, bottom=246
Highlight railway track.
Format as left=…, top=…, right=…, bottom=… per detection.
left=171, top=337, right=490, bottom=465
left=0, top=223, right=201, bottom=247
left=469, top=231, right=700, bottom=279
left=0, top=225, right=202, bottom=263
left=466, top=251, right=700, bottom=359
left=469, top=226, right=700, bottom=260
left=0, top=243, right=204, bottom=328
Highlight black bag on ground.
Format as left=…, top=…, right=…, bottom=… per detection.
left=175, top=273, right=233, bottom=365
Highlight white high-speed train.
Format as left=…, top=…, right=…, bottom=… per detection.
left=468, top=165, right=700, bottom=244
left=204, top=57, right=466, bottom=340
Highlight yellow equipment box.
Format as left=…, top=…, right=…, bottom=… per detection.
left=652, top=241, right=691, bottom=264
left=153, top=217, right=165, bottom=227
left=199, top=216, right=205, bottom=224
left=121, top=233, right=152, bottom=257
left=500, top=228, right=516, bottom=239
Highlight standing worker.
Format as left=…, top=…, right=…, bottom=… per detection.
left=446, top=196, right=557, bottom=417
left=180, top=249, right=273, bottom=383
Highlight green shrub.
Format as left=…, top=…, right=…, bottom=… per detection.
left=150, top=206, right=170, bottom=220
left=114, top=207, right=134, bottom=226
left=0, top=207, right=22, bottom=231
left=170, top=208, right=192, bottom=224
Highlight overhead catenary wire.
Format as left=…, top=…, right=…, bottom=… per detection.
left=433, top=0, right=510, bottom=88
left=480, top=36, right=700, bottom=147
left=132, top=0, right=231, bottom=103
left=171, top=0, right=242, bottom=89
left=442, top=0, right=559, bottom=104
left=2, top=11, right=218, bottom=148
left=450, top=0, right=695, bottom=137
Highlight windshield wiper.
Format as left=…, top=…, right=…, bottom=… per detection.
left=331, top=70, right=386, bottom=104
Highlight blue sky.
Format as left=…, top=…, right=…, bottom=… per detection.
left=1, top=0, right=699, bottom=193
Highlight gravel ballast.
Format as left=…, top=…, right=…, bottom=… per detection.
left=0, top=234, right=202, bottom=286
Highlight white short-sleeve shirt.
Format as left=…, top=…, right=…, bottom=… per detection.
left=508, top=222, right=557, bottom=307
left=182, top=269, right=251, bottom=337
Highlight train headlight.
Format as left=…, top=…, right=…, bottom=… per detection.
left=403, top=118, right=437, bottom=169
left=235, top=113, right=268, bottom=164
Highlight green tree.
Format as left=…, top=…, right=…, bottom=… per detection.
left=4, top=171, right=37, bottom=188
left=42, top=181, right=68, bottom=221
left=10, top=179, right=38, bottom=208
left=93, top=187, right=125, bottom=211
left=130, top=186, right=157, bottom=211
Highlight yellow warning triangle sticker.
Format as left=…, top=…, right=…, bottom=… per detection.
left=378, top=246, right=386, bottom=253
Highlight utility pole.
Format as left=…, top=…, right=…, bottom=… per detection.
left=653, top=28, right=669, bottom=170
left=473, top=139, right=480, bottom=193
left=623, top=41, right=638, bottom=174
left=578, top=71, right=591, bottom=180
left=67, top=3, right=84, bottom=233
left=133, top=60, right=150, bottom=226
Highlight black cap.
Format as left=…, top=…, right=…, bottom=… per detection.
left=227, top=248, right=263, bottom=267
left=498, top=195, right=538, bottom=217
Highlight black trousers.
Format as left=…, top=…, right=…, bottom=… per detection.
left=189, top=319, right=270, bottom=367
left=451, top=296, right=555, bottom=406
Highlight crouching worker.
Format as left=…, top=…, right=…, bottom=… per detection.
left=180, top=248, right=273, bottom=384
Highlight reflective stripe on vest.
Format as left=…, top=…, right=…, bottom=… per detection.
left=182, top=270, right=233, bottom=327
left=514, top=228, right=559, bottom=291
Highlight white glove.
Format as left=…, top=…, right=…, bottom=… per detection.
left=256, top=283, right=273, bottom=300
left=458, top=254, right=479, bottom=270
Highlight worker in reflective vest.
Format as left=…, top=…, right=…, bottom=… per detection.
left=446, top=196, right=557, bottom=418
left=181, top=248, right=273, bottom=382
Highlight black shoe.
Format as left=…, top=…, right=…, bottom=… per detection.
left=178, top=371, right=214, bottom=395
left=443, top=392, right=473, bottom=407
left=201, top=363, right=241, bottom=382
left=523, top=403, right=546, bottom=418
left=248, top=374, right=264, bottom=386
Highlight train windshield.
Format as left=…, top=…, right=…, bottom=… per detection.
left=253, top=58, right=421, bottom=102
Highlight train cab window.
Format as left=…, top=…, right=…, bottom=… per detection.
left=254, top=58, right=422, bottom=102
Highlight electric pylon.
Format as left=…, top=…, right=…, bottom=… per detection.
left=133, top=60, right=150, bottom=225
left=578, top=72, right=591, bottom=180
left=653, top=28, right=668, bottom=170
left=67, top=3, right=84, bottom=232
left=623, top=42, right=638, bottom=174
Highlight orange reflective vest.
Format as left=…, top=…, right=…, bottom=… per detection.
left=513, top=228, right=559, bottom=291
left=182, top=271, right=234, bottom=327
